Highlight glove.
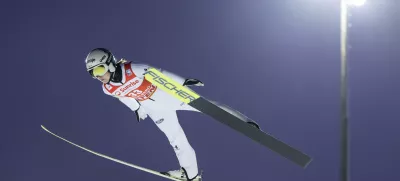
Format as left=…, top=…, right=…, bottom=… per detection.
left=134, top=106, right=148, bottom=122
left=183, top=78, right=204, bottom=87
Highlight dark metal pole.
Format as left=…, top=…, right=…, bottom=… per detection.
left=340, top=1, right=350, bottom=181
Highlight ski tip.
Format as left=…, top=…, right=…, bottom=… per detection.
left=41, top=125, right=47, bottom=131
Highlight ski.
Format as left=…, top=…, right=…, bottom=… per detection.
left=144, top=68, right=313, bottom=168
left=40, top=125, right=186, bottom=181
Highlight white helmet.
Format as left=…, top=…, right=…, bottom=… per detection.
left=85, top=48, right=118, bottom=78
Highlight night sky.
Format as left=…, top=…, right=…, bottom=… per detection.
left=1, top=0, right=399, bottom=181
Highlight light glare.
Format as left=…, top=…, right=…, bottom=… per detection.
left=345, top=0, right=366, bottom=6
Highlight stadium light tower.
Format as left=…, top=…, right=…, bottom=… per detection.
left=340, top=0, right=366, bottom=181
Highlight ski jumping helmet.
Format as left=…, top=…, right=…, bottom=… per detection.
left=85, top=48, right=118, bottom=78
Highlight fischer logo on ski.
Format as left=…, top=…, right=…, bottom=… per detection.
left=144, top=69, right=199, bottom=103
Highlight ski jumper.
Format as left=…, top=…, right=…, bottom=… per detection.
left=102, top=61, right=200, bottom=179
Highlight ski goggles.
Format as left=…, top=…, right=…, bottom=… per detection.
left=88, top=64, right=109, bottom=78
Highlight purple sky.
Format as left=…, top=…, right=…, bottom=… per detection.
left=1, top=0, right=399, bottom=181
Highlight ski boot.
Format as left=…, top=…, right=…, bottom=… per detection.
left=161, top=167, right=202, bottom=181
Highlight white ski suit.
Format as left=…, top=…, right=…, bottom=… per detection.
left=102, top=61, right=201, bottom=179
